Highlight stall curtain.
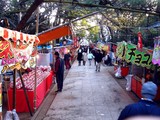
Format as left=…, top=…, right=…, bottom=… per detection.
left=38, top=25, right=71, bottom=45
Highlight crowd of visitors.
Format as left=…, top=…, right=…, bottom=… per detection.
left=76, top=45, right=116, bottom=72
left=53, top=45, right=160, bottom=120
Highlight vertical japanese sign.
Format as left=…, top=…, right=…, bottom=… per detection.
left=137, top=32, right=143, bottom=50
left=116, top=41, right=127, bottom=60
left=73, top=37, right=78, bottom=48
left=152, top=37, right=160, bottom=66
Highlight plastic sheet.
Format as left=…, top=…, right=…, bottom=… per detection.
left=125, top=74, right=133, bottom=91
left=115, top=66, right=122, bottom=78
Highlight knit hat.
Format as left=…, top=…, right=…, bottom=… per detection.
left=141, top=81, right=157, bottom=100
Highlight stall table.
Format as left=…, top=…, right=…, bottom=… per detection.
left=131, top=76, right=160, bottom=101
left=8, top=71, right=53, bottom=112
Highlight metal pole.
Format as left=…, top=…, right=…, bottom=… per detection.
left=34, top=7, right=39, bottom=112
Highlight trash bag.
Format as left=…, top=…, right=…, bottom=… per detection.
left=4, top=109, right=20, bottom=120
left=115, top=66, right=122, bottom=78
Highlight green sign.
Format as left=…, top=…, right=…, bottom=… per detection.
left=116, top=42, right=154, bottom=69
left=116, top=42, right=127, bottom=60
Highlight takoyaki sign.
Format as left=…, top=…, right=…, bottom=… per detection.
left=116, top=42, right=154, bottom=69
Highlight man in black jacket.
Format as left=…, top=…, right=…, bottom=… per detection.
left=95, top=50, right=103, bottom=72
left=54, top=51, right=64, bottom=92
left=118, top=81, right=160, bottom=120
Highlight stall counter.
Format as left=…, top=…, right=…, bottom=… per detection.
left=8, top=71, right=53, bottom=112
left=131, top=76, right=160, bottom=101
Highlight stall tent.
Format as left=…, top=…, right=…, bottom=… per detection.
left=38, top=25, right=72, bottom=45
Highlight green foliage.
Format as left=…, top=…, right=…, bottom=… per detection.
left=0, top=0, right=159, bottom=47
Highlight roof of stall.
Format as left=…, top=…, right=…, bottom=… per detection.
left=38, top=24, right=72, bottom=45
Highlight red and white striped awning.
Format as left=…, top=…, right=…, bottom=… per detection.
left=0, top=27, right=39, bottom=44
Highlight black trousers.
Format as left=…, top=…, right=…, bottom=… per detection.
left=56, top=74, right=63, bottom=91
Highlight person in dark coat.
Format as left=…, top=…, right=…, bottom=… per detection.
left=54, top=51, right=64, bottom=92
left=64, top=52, right=71, bottom=70
left=95, top=50, right=103, bottom=72
left=118, top=81, right=160, bottom=120
left=77, top=48, right=83, bottom=66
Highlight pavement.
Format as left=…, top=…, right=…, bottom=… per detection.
left=32, top=61, right=136, bottom=120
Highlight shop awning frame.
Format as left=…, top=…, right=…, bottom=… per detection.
left=38, top=24, right=72, bottom=45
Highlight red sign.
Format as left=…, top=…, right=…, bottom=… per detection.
left=137, top=32, right=143, bottom=49
left=73, top=37, right=78, bottom=47
left=0, top=39, right=13, bottom=59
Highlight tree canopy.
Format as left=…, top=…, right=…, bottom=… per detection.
left=0, top=0, right=160, bottom=47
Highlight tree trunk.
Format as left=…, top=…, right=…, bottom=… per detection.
left=156, top=0, right=160, bottom=13
left=16, top=0, right=44, bottom=31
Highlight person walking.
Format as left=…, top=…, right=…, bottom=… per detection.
left=54, top=51, right=64, bottom=92
left=77, top=47, right=83, bottom=66
left=95, top=50, right=103, bottom=72
left=87, top=51, right=94, bottom=66
left=82, top=52, right=87, bottom=66
left=64, top=52, right=71, bottom=70
left=118, top=81, right=160, bottom=120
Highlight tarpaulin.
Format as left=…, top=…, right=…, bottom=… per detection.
left=38, top=25, right=71, bottom=45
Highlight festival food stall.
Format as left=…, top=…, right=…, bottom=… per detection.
left=116, top=39, right=160, bottom=101
left=152, top=36, right=160, bottom=101
left=0, top=27, right=53, bottom=113
left=115, top=41, right=130, bottom=78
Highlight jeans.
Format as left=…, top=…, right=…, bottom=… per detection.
left=88, top=59, right=92, bottom=65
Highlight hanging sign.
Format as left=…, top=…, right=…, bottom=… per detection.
left=1, top=62, right=21, bottom=73
left=116, top=41, right=127, bottom=60
left=152, top=36, right=160, bottom=66
left=73, top=37, right=78, bottom=48
left=0, top=27, right=39, bottom=74
left=125, top=44, right=153, bottom=68
left=0, top=39, right=13, bottom=59
left=137, top=32, right=143, bottom=49
left=116, top=42, right=154, bottom=69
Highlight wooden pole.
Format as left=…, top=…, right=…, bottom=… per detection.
left=12, top=69, right=16, bottom=110
left=18, top=70, right=33, bottom=116
left=34, top=7, right=39, bottom=112
left=153, top=64, right=158, bottom=84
